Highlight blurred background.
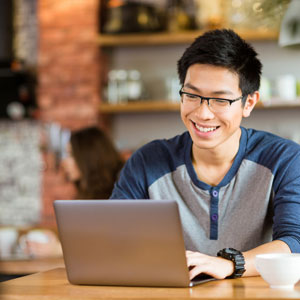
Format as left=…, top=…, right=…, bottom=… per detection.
left=0, top=0, right=300, bottom=279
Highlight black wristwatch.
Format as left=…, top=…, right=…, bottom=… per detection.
left=217, top=248, right=245, bottom=279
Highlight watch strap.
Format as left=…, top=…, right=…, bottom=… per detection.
left=217, top=248, right=245, bottom=279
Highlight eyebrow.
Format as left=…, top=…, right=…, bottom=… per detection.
left=183, top=83, right=235, bottom=96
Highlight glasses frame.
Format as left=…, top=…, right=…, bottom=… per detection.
left=179, top=89, right=244, bottom=108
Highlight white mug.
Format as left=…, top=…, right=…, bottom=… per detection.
left=0, top=227, right=18, bottom=258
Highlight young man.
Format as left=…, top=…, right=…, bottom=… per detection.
left=110, top=29, right=300, bottom=280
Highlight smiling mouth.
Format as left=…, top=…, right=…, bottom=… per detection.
left=193, top=122, right=220, bottom=133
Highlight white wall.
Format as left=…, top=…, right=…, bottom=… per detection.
left=107, top=41, right=300, bottom=150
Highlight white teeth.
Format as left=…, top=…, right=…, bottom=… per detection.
left=195, top=124, right=217, bottom=132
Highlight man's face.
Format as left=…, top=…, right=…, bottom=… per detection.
left=180, top=64, right=253, bottom=153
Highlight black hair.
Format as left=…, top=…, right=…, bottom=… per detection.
left=177, top=29, right=262, bottom=100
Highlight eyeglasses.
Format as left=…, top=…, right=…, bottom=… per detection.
left=179, top=88, right=244, bottom=113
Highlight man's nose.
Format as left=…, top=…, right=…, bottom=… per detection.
left=194, top=99, right=215, bottom=118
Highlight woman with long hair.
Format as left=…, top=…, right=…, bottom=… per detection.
left=63, top=126, right=124, bottom=199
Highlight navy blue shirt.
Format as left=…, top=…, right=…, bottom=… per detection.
left=111, top=127, right=300, bottom=255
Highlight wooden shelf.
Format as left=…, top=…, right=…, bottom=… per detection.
left=97, top=28, right=284, bottom=115
left=97, top=29, right=279, bottom=47
left=99, top=100, right=300, bottom=114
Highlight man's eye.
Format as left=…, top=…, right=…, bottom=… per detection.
left=213, top=99, right=228, bottom=105
left=186, top=94, right=198, bottom=99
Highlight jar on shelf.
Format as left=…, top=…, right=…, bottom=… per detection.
left=194, top=0, right=224, bottom=29
left=116, top=70, right=128, bottom=103
left=127, top=70, right=142, bottom=101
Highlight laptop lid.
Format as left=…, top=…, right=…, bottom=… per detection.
left=54, top=199, right=214, bottom=287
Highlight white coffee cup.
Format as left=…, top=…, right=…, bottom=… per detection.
left=255, top=253, right=300, bottom=289
left=0, top=227, right=18, bottom=259
left=19, top=229, right=50, bottom=255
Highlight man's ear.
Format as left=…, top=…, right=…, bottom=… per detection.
left=243, top=91, right=260, bottom=118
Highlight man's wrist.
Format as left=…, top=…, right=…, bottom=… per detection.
left=217, top=256, right=235, bottom=278
left=217, top=248, right=246, bottom=278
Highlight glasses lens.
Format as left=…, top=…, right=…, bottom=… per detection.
left=181, top=92, right=199, bottom=105
left=209, top=99, right=231, bottom=112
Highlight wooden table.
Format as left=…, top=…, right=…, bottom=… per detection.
left=0, top=257, right=64, bottom=275
left=1, top=268, right=300, bottom=300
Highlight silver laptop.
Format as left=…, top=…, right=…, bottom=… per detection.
left=54, top=199, right=214, bottom=287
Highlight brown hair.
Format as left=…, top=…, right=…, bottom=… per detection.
left=70, top=126, right=124, bottom=199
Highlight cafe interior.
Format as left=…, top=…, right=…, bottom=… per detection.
left=1, top=0, right=300, bottom=297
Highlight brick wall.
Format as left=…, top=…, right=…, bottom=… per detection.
left=37, top=0, right=102, bottom=226
left=38, top=0, right=101, bottom=129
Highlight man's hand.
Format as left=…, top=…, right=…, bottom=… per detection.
left=186, top=240, right=291, bottom=280
left=186, top=250, right=234, bottom=280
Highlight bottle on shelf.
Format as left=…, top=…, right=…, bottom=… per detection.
left=127, top=70, right=142, bottom=101
left=107, top=70, right=118, bottom=104
left=116, top=69, right=128, bottom=103
left=166, top=75, right=181, bottom=103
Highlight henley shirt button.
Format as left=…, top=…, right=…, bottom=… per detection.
left=211, top=213, right=218, bottom=222
left=212, top=190, right=218, bottom=197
